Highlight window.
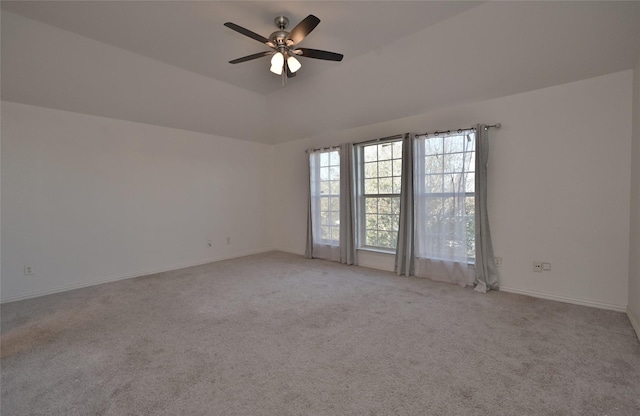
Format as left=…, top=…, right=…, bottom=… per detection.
left=415, top=131, right=475, bottom=261
left=357, top=139, right=403, bottom=250
left=310, top=150, right=340, bottom=245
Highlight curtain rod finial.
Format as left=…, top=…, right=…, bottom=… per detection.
left=495, top=123, right=502, bottom=129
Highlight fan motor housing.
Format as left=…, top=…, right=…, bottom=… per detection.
left=269, top=30, right=289, bottom=45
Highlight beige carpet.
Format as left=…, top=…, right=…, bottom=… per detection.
left=1, top=251, right=639, bottom=415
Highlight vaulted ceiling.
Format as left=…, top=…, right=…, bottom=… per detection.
left=3, top=1, right=640, bottom=144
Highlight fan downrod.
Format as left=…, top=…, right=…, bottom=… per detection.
left=274, top=16, right=289, bottom=29
left=270, top=16, right=290, bottom=46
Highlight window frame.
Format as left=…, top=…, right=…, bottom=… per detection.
left=355, top=137, right=404, bottom=253
left=415, top=132, right=476, bottom=262
left=310, top=149, right=341, bottom=246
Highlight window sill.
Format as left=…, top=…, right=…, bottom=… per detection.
left=415, top=256, right=476, bottom=266
left=357, top=247, right=396, bottom=256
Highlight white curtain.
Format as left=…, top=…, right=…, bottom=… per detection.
left=305, top=149, right=341, bottom=262
left=413, top=130, right=475, bottom=286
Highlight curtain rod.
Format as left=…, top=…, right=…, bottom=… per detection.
left=305, top=123, right=502, bottom=153
left=416, top=123, right=502, bottom=138
left=305, top=145, right=341, bottom=154
left=351, top=134, right=405, bottom=147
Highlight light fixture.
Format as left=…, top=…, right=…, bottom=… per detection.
left=225, top=14, right=344, bottom=84
left=287, top=55, right=301, bottom=73
left=270, top=52, right=284, bottom=75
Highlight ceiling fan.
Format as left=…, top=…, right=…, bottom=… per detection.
left=224, top=15, right=343, bottom=82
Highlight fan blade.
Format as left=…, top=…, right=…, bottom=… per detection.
left=285, top=15, right=320, bottom=45
left=296, top=48, right=343, bottom=62
left=229, top=51, right=272, bottom=64
left=224, top=22, right=270, bottom=44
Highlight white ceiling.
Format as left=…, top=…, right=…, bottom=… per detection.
left=1, top=1, right=481, bottom=95
left=2, top=1, right=640, bottom=144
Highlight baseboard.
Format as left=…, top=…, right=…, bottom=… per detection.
left=0, top=247, right=274, bottom=304
left=499, top=286, right=627, bottom=313
left=627, top=308, right=640, bottom=342
left=274, top=247, right=305, bottom=256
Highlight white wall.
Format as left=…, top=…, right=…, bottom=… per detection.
left=0, top=72, right=634, bottom=313
left=1, top=102, right=274, bottom=302
left=273, top=71, right=633, bottom=311
left=628, top=52, right=640, bottom=338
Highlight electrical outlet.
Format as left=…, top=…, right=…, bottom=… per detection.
left=24, top=266, right=33, bottom=276
left=494, top=257, right=502, bottom=267
left=533, top=262, right=543, bottom=273
left=542, top=262, right=551, bottom=271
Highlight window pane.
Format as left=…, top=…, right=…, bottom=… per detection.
left=425, top=138, right=443, bottom=155
left=465, top=193, right=475, bottom=209
left=443, top=174, right=464, bottom=193
left=364, top=178, right=378, bottom=194
left=378, top=214, right=393, bottom=231
left=441, top=197, right=456, bottom=217
left=320, top=181, right=330, bottom=195
left=366, top=213, right=378, bottom=230
left=366, top=229, right=378, bottom=246
left=365, top=198, right=378, bottom=213
left=330, top=180, right=340, bottom=195
left=392, top=177, right=402, bottom=194
left=329, top=151, right=340, bottom=165
left=329, top=166, right=340, bottom=180
left=379, top=177, right=393, bottom=193
left=391, top=197, right=400, bottom=215
left=332, top=226, right=340, bottom=242
left=465, top=173, right=475, bottom=193
left=329, top=211, right=340, bottom=226
left=320, top=167, right=329, bottom=180
left=392, top=141, right=403, bottom=159
left=321, top=226, right=330, bottom=240
left=320, top=152, right=329, bottom=166
left=444, top=135, right=465, bottom=153
left=329, top=197, right=339, bottom=211
left=425, top=174, right=443, bottom=193
left=378, top=160, right=392, bottom=177
left=320, top=197, right=329, bottom=211
left=425, top=156, right=443, bottom=173
left=466, top=196, right=475, bottom=258
left=378, top=231, right=396, bottom=249
left=424, top=197, right=442, bottom=217
left=463, top=152, right=475, bottom=172
left=393, top=159, right=402, bottom=176
left=465, top=135, right=476, bottom=152
left=378, top=144, right=392, bottom=160
left=320, top=212, right=329, bottom=225
left=364, top=146, right=377, bottom=162
left=364, top=162, right=378, bottom=178
left=444, top=153, right=464, bottom=173
left=378, top=197, right=393, bottom=214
